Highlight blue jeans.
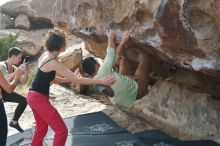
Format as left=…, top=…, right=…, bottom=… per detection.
left=0, top=99, right=7, bottom=146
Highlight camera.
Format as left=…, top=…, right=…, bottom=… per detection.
left=23, top=56, right=31, bottom=64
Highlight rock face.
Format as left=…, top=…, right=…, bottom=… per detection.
left=52, top=0, right=220, bottom=96
left=58, top=45, right=83, bottom=72
left=15, top=14, right=30, bottom=30
left=0, top=0, right=54, bottom=29
left=133, top=81, right=220, bottom=140
left=0, top=29, right=48, bottom=56
left=51, top=0, right=220, bottom=140
left=0, top=14, right=14, bottom=29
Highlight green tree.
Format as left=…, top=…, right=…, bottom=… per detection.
left=0, top=34, right=19, bottom=60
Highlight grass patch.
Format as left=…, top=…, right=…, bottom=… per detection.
left=0, top=34, right=19, bottom=60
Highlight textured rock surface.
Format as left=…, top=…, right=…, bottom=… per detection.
left=52, top=0, right=220, bottom=80
left=0, top=29, right=48, bottom=56
left=1, top=1, right=219, bottom=81
left=0, top=14, right=14, bottom=29
left=0, top=0, right=54, bottom=29
left=58, top=45, right=83, bottom=72
left=133, top=81, right=220, bottom=140
left=51, top=0, right=220, bottom=140
left=15, top=14, right=30, bottom=30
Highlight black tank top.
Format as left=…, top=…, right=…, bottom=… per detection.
left=30, top=58, right=56, bottom=95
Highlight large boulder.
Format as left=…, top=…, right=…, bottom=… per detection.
left=58, top=41, right=84, bottom=92
left=58, top=44, right=83, bottom=72
left=133, top=81, right=220, bottom=140
left=0, top=0, right=35, bottom=18
left=0, top=0, right=54, bottom=29
left=50, top=0, right=220, bottom=141
left=0, top=14, right=14, bottom=29
left=15, top=14, right=30, bottom=30
left=51, top=0, right=220, bottom=96
left=0, top=29, right=49, bottom=56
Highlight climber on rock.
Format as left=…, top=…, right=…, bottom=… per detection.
left=80, top=29, right=150, bottom=108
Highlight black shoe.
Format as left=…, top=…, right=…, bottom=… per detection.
left=9, top=121, right=24, bottom=132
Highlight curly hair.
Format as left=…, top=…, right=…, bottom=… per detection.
left=45, top=30, right=66, bottom=52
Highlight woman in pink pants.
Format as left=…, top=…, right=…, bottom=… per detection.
left=27, top=30, right=116, bottom=146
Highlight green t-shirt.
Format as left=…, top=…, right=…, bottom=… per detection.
left=95, top=47, right=138, bottom=108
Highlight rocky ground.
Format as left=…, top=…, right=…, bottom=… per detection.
left=6, top=83, right=155, bottom=136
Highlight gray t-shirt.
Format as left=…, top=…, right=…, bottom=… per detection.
left=0, top=61, right=16, bottom=76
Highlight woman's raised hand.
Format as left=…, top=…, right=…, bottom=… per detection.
left=121, top=31, right=130, bottom=44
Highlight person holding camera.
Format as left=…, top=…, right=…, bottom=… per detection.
left=0, top=66, right=24, bottom=146
left=0, top=47, right=30, bottom=132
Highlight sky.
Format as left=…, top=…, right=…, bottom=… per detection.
left=0, top=0, right=12, bottom=6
